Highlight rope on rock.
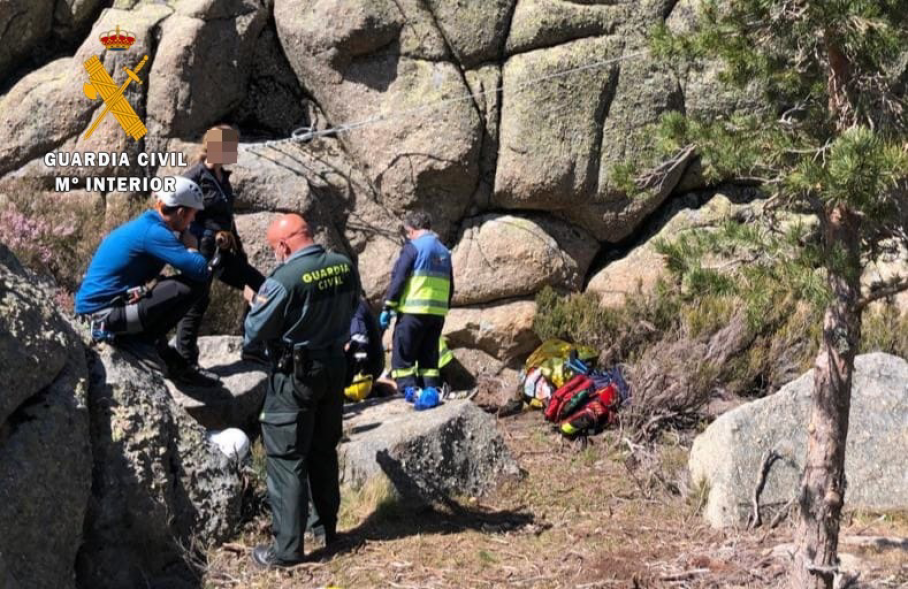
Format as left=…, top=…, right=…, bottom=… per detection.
left=240, top=50, right=647, bottom=156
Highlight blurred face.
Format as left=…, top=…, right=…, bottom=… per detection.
left=205, top=128, right=239, bottom=165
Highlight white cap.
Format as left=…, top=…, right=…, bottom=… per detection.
left=156, top=176, right=204, bottom=210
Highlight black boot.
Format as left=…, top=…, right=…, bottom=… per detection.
left=250, top=545, right=305, bottom=569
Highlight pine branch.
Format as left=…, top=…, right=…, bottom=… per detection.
left=857, top=274, right=908, bottom=311
left=636, top=145, right=697, bottom=192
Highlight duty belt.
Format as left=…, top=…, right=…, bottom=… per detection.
left=272, top=343, right=345, bottom=374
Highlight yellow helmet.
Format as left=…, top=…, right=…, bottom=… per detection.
left=344, top=373, right=373, bottom=402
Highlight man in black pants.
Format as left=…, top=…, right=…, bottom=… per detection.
left=74, top=177, right=219, bottom=386
left=379, top=211, right=454, bottom=398
left=243, top=213, right=359, bottom=568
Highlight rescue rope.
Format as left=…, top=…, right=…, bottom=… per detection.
left=240, top=50, right=647, bottom=155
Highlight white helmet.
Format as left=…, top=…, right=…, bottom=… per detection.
left=156, top=176, right=204, bottom=210
left=207, top=428, right=250, bottom=461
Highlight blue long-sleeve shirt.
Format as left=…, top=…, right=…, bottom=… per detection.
left=75, top=210, right=209, bottom=314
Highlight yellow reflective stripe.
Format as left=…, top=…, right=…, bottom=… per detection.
left=417, top=368, right=440, bottom=377
left=401, top=276, right=450, bottom=303
left=391, top=367, right=417, bottom=378
left=438, top=337, right=453, bottom=368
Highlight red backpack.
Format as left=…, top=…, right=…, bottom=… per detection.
left=544, top=375, right=595, bottom=422
left=559, top=382, right=620, bottom=436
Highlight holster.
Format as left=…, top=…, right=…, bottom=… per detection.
left=292, top=346, right=311, bottom=380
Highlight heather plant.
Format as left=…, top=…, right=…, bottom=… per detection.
left=0, top=184, right=106, bottom=294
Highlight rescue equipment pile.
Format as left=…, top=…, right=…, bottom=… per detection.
left=520, top=339, right=631, bottom=437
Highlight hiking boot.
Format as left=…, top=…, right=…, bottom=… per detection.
left=167, top=335, right=200, bottom=366
left=171, top=364, right=221, bottom=388
left=250, top=545, right=305, bottom=569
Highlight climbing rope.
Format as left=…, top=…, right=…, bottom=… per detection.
left=240, top=50, right=647, bottom=155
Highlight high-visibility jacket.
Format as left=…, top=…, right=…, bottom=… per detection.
left=384, top=233, right=453, bottom=316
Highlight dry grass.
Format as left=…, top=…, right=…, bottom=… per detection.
left=204, top=413, right=907, bottom=589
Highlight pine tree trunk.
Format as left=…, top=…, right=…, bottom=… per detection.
left=790, top=206, right=862, bottom=589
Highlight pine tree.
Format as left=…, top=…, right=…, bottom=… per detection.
left=636, top=2, right=908, bottom=587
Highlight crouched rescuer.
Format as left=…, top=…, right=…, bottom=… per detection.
left=380, top=211, right=454, bottom=398
left=243, top=213, right=359, bottom=568
left=74, top=177, right=220, bottom=387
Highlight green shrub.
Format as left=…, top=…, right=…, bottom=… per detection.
left=861, top=305, right=908, bottom=359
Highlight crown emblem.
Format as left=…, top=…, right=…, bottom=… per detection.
left=99, top=25, right=136, bottom=51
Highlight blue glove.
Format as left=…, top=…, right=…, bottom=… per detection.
left=415, top=387, right=439, bottom=411
left=379, top=309, right=393, bottom=330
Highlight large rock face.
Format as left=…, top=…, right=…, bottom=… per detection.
left=77, top=344, right=243, bottom=589
left=274, top=0, right=483, bottom=238
left=0, top=245, right=91, bottom=589
left=0, top=0, right=773, bottom=369
left=340, top=398, right=520, bottom=500
left=146, top=0, right=270, bottom=139
left=690, top=353, right=908, bottom=528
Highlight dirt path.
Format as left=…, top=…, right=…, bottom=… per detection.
left=205, top=412, right=908, bottom=588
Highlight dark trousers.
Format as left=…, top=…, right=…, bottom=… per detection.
left=175, top=249, right=264, bottom=363
left=103, top=276, right=207, bottom=343
left=391, top=313, right=445, bottom=391
left=260, top=356, right=346, bottom=561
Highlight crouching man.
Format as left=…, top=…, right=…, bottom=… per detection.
left=74, top=176, right=220, bottom=387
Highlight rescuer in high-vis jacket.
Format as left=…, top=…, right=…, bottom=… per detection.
left=379, top=211, right=454, bottom=395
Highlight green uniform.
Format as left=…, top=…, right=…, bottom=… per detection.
left=244, top=244, right=359, bottom=562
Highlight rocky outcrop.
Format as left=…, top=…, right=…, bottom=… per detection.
left=0, top=0, right=780, bottom=369
left=77, top=343, right=243, bottom=589
left=0, top=0, right=55, bottom=82
left=689, top=353, right=908, bottom=528
left=146, top=0, right=270, bottom=140
left=166, top=335, right=268, bottom=431
left=274, top=0, right=482, bottom=238
left=0, top=244, right=91, bottom=589
left=340, top=398, right=520, bottom=501
left=444, top=300, right=539, bottom=363
left=586, top=192, right=750, bottom=306
left=452, top=214, right=596, bottom=306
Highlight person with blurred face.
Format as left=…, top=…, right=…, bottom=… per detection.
left=176, top=124, right=266, bottom=369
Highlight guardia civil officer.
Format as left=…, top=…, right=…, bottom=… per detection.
left=379, top=211, right=454, bottom=396
left=244, top=213, right=360, bottom=568
left=176, top=124, right=266, bottom=369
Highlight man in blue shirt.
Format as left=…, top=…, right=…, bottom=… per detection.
left=75, top=177, right=219, bottom=386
